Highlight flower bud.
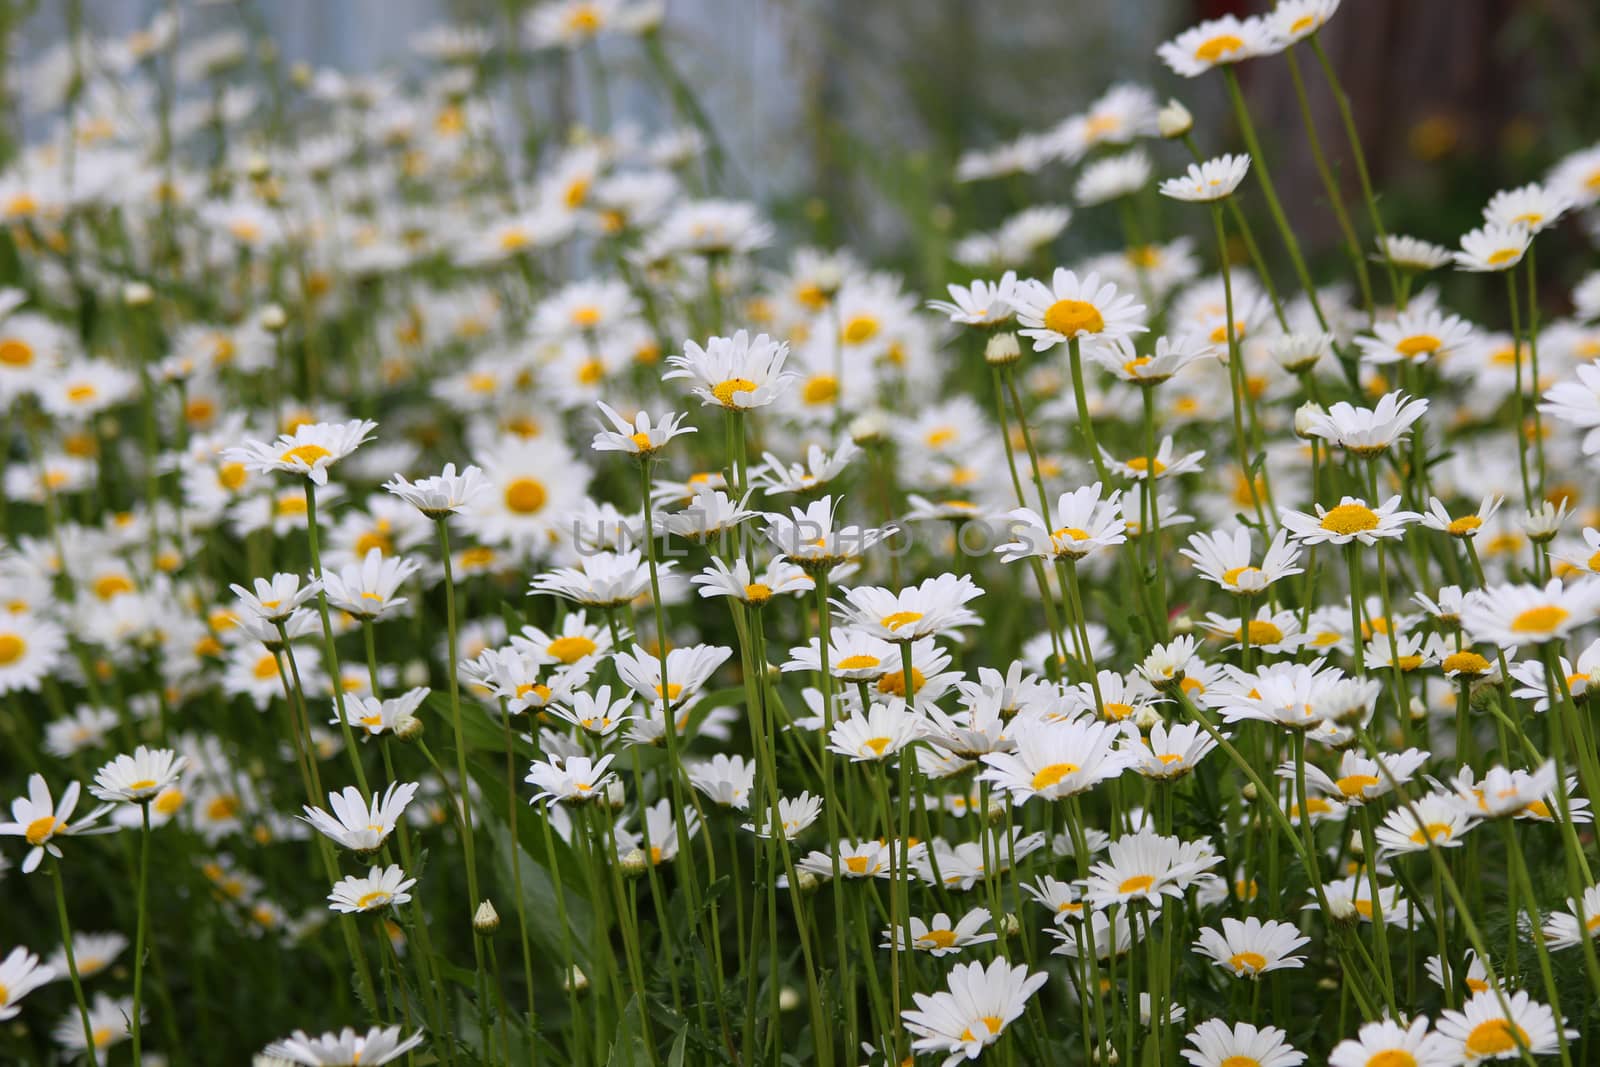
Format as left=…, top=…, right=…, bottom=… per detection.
left=778, top=986, right=801, bottom=1012
left=985, top=800, right=1007, bottom=826
left=563, top=965, right=589, bottom=993
left=1241, top=782, right=1258, bottom=802
left=604, top=779, right=627, bottom=810
left=984, top=332, right=1022, bottom=366
left=473, top=899, right=500, bottom=935
left=1158, top=99, right=1193, bottom=139
left=1294, top=402, right=1325, bottom=440
left=848, top=409, right=890, bottom=447
left=260, top=303, right=288, bottom=332
left=620, top=849, right=649, bottom=878
left=122, top=281, right=154, bottom=307
left=793, top=870, right=820, bottom=895
left=394, top=715, right=424, bottom=742
left=246, top=153, right=272, bottom=181
left=1327, top=895, right=1359, bottom=927
left=997, top=913, right=1021, bottom=939
left=1133, top=706, right=1163, bottom=731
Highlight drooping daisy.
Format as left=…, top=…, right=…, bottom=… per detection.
left=1377, top=234, right=1455, bottom=273
left=743, top=792, right=824, bottom=840
left=53, top=992, right=138, bottom=1058
left=262, top=1025, right=426, bottom=1066
left=1159, top=154, right=1252, bottom=202
left=224, top=419, right=377, bottom=486
left=384, top=463, right=490, bottom=518
left=901, top=957, right=1047, bottom=1065
left=688, top=754, right=755, bottom=810
left=1007, top=268, right=1147, bottom=351
left=590, top=401, right=696, bottom=459
left=1281, top=495, right=1421, bottom=547
left=529, top=549, right=661, bottom=609
left=926, top=272, right=1020, bottom=327
left=0, top=775, right=112, bottom=873
left=1193, top=916, right=1309, bottom=978
left=1434, top=989, right=1572, bottom=1062
left=300, top=781, right=418, bottom=853
left=762, top=495, right=888, bottom=572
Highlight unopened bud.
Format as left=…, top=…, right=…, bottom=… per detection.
left=1294, top=402, right=1325, bottom=440
left=604, top=779, right=627, bottom=810
left=394, top=715, right=424, bottom=742
left=246, top=153, right=271, bottom=181
left=1093, top=1045, right=1121, bottom=1066
left=620, top=849, right=649, bottom=878
left=473, top=899, right=500, bottom=934
left=998, top=913, right=1021, bottom=938
left=985, top=801, right=1007, bottom=826
left=1133, top=706, right=1163, bottom=731
left=848, top=409, right=890, bottom=447
left=1348, top=831, right=1364, bottom=856
left=123, top=281, right=154, bottom=307
left=563, top=965, right=589, bottom=993
left=1317, top=976, right=1339, bottom=991
left=1158, top=99, right=1193, bottom=139
left=984, top=332, right=1022, bottom=366
left=260, top=303, right=288, bottom=332
left=793, top=870, right=820, bottom=895
left=1409, top=698, right=1428, bottom=723
left=290, top=62, right=312, bottom=88
left=1327, top=896, right=1359, bottom=927
left=778, top=986, right=801, bottom=1012
left=1241, top=782, right=1258, bottom=802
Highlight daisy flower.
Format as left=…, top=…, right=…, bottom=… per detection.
left=1181, top=1020, right=1306, bottom=1067
left=90, top=746, right=188, bottom=804
left=1434, top=989, right=1572, bottom=1062
left=1281, top=495, right=1421, bottom=547
left=1101, top=436, right=1205, bottom=481
left=263, top=1025, right=425, bottom=1066
left=1158, top=16, right=1279, bottom=77
left=336, top=687, right=428, bottom=739
left=320, top=550, right=419, bottom=621
left=1075, top=149, right=1152, bottom=206
left=1462, top=579, right=1600, bottom=647
left=1087, top=334, right=1215, bottom=386
left=1454, top=223, right=1532, bottom=273
left=1288, top=747, right=1428, bottom=805
left=549, top=685, right=635, bottom=738
left=665, top=330, right=797, bottom=410
left=1083, top=827, right=1222, bottom=908
left=300, top=781, right=418, bottom=853
left=978, top=718, right=1128, bottom=803
left=796, top=838, right=894, bottom=880
left=901, top=957, right=1047, bottom=1065
left=1199, top=607, right=1307, bottom=655
left=1123, top=720, right=1217, bottom=779
left=1181, top=528, right=1303, bottom=595
left=828, top=700, right=921, bottom=762
left=1540, top=364, right=1600, bottom=455
left=54, top=992, right=138, bottom=1058
left=1159, top=154, right=1252, bottom=202
left=1329, top=1017, right=1458, bottom=1067
left=926, top=272, right=1020, bottom=327
left=590, top=400, right=696, bottom=458
left=1420, top=494, right=1503, bottom=540
left=529, top=549, right=661, bottom=609
left=1484, top=182, right=1572, bottom=233
left=224, top=419, right=377, bottom=486
left=884, top=907, right=999, bottom=959
left=692, top=555, right=813, bottom=607
left=230, top=572, right=320, bottom=625
left=688, top=754, right=755, bottom=810
left=743, top=792, right=824, bottom=840
left=1374, top=793, right=1480, bottom=855
left=833, top=573, right=983, bottom=642
left=996, top=482, right=1126, bottom=563
left=1007, top=268, right=1147, bottom=351
left=526, top=753, right=617, bottom=805
left=1541, top=881, right=1600, bottom=951
left=1270, top=0, right=1343, bottom=45
left=1193, top=916, right=1309, bottom=978
left=0, top=947, right=54, bottom=1020
left=328, top=865, right=416, bottom=914
left=1300, top=391, right=1429, bottom=457
left=762, top=495, right=888, bottom=572
left=1357, top=307, right=1476, bottom=366
left=1377, top=234, right=1455, bottom=272
left=383, top=463, right=490, bottom=518
left=1, top=774, right=112, bottom=873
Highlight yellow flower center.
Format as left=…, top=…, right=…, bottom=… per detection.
left=1395, top=334, right=1441, bottom=358
left=740, top=582, right=773, bottom=604
left=1335, top=774, right=1380, bottom=798
left=279, top=443, right=333, bottom=467
left=844, top=855, right=871, bottom=875
left=0, top=633, right=26, bottom=665
left=1052, top=527, right=1092, bottom=541
left=1485, top=247, right=1521, bottom=267
left=460, top=546, right=497, bottom=569
left=1125, top=456, right=1166, bottom=475
left=1220, top=565, right=1260, bottom=588
left=802, top=374, right=839, bottom=405
left=1194, top=33, right=1245, bottom=62
left=66, top=383, right=97, bottom=403
left=1464, top=1019, right=1527, bottom=1058
left=1320, top=503, right=1380, bottom=535
left=1407, top=821, right=1454, bottom=845
left=566, top=5, right=601, bottom=32
left=1220, top=1059, right=1261, bottom=1067
left=1229, top=951, right=1268, bottom=974
left=1122, top=356, right=1153, bottom=377
left=925, top=426, right=957, bottom=448
left=841, top=315, right=880, bottom=344
left=355, top=890, right=392, bottom=910
left=504, top=478, right=548, bottom=515
left=571, top=305, right=601, bottom=328
left=354, top=530, right=392, bottom=557
left=862, top=737, right=893, bottom=756
left=919, top=928, right=958, bottom=950
left=1289, top=14, right=1318, bottom=33
left=877, top=667, right=926, bottom=697
left=547, top=635, right=598, bottom=664
left=128, top=778, right=158, bottom=791
left=576, top=357, right=606, bottom=384
left=880, top=611, right=924, bottom=632
left=0, top=338, right=34, bottom=366
left=711, top=377, right=758, bottom=407
left=1510, top=604, right=1568, bottom=634
left=1030, top=762, right=1080, bottom=791
left=206, top=795, right=240, bottom=821
left=837, top=654, right=881, bottom=671
left=1043, top=298, right=1105, bottom=337
left=1102, top=701, right=1135, bottom=721
left=252, top=654, right=280, bottom=680
left=1447, top=515, right=1482, bottom=536
left=1117, top=874, right=1156, bottom=895
left=154, top=788, right=185, bottom=816
left=1239, top=620, right=1284, bottom=645
left=24, top=815, right=58, bottom=844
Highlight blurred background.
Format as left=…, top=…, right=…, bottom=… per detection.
left=10, top=0, right=1600, bottom=304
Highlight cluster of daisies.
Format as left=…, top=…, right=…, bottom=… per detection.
left=7, top=0, right=1600, bottom=1065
